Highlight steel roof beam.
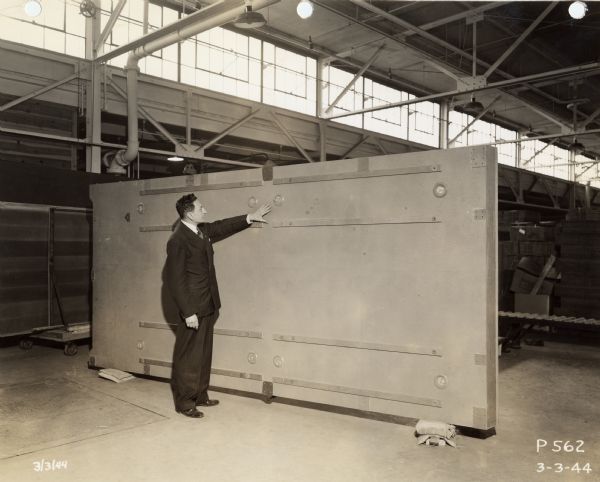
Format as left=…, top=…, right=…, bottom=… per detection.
left=94, top=0, right=248, bottom=64
left=402, top=2, right=510, bottom=38
left=582, top=106, right=600, bottom=129
left=0, top=72, right=79, bottom=112
left=107, top=78, right=180, bottom=146
left=483, top=2, right=557, bottom=79
left=201, top=108, right=262, bottom=152
left=269, top=111, right=314, bottom=163
left=323, top=62, right=600, bottom=120
left=449, top=94, right=501, bottom=146
left=324, top=44, right=384, bottom=114
left=349, top=0, right=478, bottom=61
left=96, top=0, right=128, bottom=55
left=314, top=0, right=571, bottom=131
left=521, top=139, right=557, bottom=167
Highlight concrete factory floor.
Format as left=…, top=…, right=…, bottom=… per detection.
left=1, top=342, right=599, bottom=482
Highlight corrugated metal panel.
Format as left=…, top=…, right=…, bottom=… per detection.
left=0, top=203, right=91, bottom=336
left=0, top=204, right=49, bottom=336
left=50, top=209, right=92, bottom=326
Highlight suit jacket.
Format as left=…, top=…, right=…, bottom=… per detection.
left=165, top=215, right=250, bottom=319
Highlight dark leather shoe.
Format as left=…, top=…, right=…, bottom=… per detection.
left=178, top=407, right=204, bottom=418
left=196, top=399, right=219, bottom=407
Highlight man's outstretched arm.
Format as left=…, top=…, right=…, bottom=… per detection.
left=206, top=202, right=272, bottom=242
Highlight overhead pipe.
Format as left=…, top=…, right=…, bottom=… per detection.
left=108, top=0, right=279, bottom=174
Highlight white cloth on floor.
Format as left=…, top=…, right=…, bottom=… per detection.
left=415, top=420, right=457, bottom=447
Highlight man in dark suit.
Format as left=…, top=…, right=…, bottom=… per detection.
left=165, top=193, right=271, bottom=418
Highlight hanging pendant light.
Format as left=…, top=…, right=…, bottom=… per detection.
left=462, top=96, right=484, bottom=115
left=233, top=1, right=266, bottom=29
left=569, top=138, right=585, bottom=155
left=182, top=162, right=197, bottom=175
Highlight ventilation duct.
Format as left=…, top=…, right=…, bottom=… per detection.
left=108, top=0, right=279, bottom=174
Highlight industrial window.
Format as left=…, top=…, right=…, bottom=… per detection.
left=197, top=28, right=249, bottom=82
left=263, top=42, right=316, bottom=116
left=322, top=66, right=363, bottom=129
left=553, top=146, right=570, bottom=180
left=575, top=154, right=600, bottom=187
left=274, top=48, right=306, bottom=97
left=448, top=111, right=470, bottom=146
left=102, top=0, right=179, bottom=82
left=3, top=0, right=584, bottom=180
left=521, top=140, right=571, bottom=181
left=496, top=126, right=518, bottom=167
left=449, top=111, right=517, bottom=165
left=182, top=27, right=260, bottom=102
left=363, top=79, right=407, bottom=139
left=0, top=0, right=85, bottom=57
left=408, top=98, right=440, bottom=147
left=325, top=70, right=440, bottom=147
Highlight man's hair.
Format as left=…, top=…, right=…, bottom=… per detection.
left=176, top=193, right=197, bottom=219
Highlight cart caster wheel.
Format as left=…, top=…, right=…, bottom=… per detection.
left=64, top=343, right=78, bottom=356
left=19, top=339, right=33, bottom=350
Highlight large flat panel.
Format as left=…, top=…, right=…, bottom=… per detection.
left=90, top=146, right=497, bottom=429
left=50, top=210, right=92, bottom=326
left=0, top=203, right=92, bottom=336
left=0, top=205, right=48, bottom=335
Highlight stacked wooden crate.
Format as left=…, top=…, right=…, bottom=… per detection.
left=498, top=211, right=557, bottom=311
left=555, top=209, right=600, bottom=318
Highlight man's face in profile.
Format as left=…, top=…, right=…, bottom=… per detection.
left=186, top=199, right=207, bottom=224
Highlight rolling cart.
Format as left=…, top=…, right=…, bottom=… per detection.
left=26, top=322, right=90, bottom=356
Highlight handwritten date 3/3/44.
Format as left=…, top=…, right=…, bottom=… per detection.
left=537, top=462, right=592, bottom=474
left=33, top=459, right=68, bottom=472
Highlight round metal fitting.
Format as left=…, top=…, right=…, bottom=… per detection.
left=273, top=355, right=284, bottom=368
left=273, top=194, right=285, bottom=206
left=247, top=352, right=257, bottom=364
left=434, top=375, right=448, bottom=389
left=137, top=203, right=145, bottom=214
left=136, top=341, right=144, bottom=350
left=248, top=196, right=258, bottom=208
left=433, top=183, right=447, bottom=198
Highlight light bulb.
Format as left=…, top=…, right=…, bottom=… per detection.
left=568, top=1, right=587, bottom=19
left=24, top=0, right=42, bottom=17
left=296, top=0, right=313, bottom=19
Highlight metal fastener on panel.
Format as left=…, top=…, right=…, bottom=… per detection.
left=136, top=341, right=144, bottom=350
left=247, top=352, right=257, bottom=364
left=273, top=194, right=284, bottom=206
left=434, top=375, right=448, bottom=389
left=248, top=196, right=258, bottom=208
left=433, top=183, right=447, bottom=198
left=474, top=209, right=486, bottom=220
left=273, top=355, right=284, bottom=368
left=137, top=203, right=144, bottom=214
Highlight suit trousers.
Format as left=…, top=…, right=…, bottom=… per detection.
left=171, top=310, right=219, bottom=411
